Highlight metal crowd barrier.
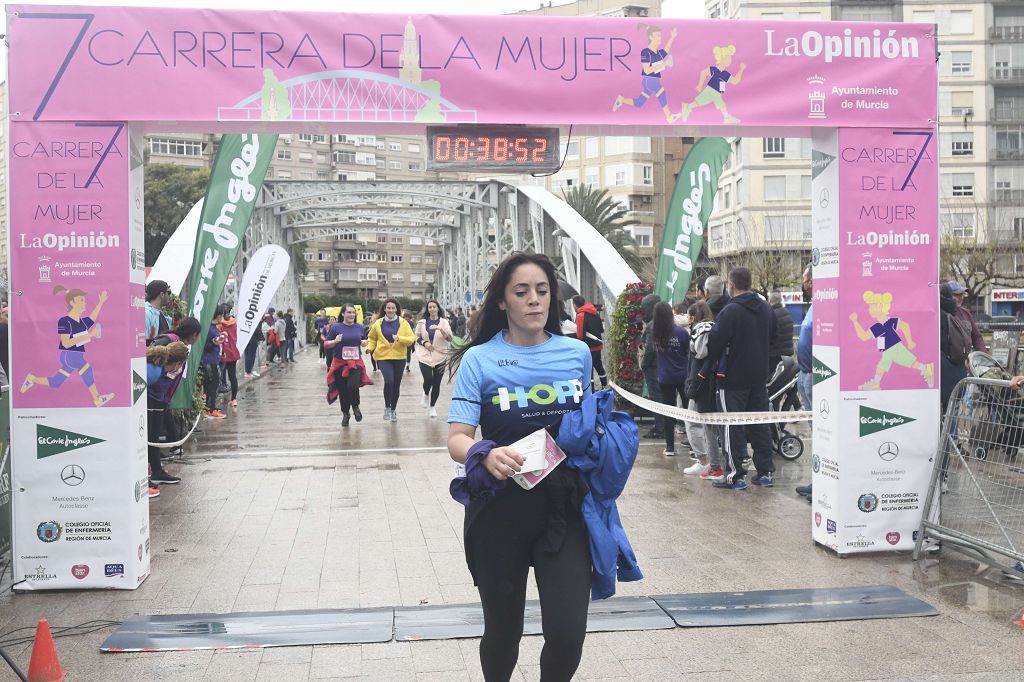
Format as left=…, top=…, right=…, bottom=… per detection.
left=913, top=377, right=1024, bottom=573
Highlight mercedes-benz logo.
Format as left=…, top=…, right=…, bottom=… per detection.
left=819, top=188, right=830, bottom=208
left=61, top=464, right=85, bottom=487
left=878, top=441, right=899, bottom=462
left=819, top=399, right=830, bottom=419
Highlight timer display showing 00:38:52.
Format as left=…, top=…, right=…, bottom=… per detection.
left=433, top=135, right=549, bottom=164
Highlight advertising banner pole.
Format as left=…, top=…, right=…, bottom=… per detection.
left=654, top=137, right=730, bottom=306
left=9, top=122, right=149, bottom=589
left=810, top=127, right=940, bottom=554
left=170, top=134, right=277, bottom=410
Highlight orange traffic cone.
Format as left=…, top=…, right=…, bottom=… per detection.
left=27, top=619, right=66, bottom=682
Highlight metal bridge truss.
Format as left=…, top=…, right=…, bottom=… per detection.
left=247, top=180, right=593, bottom=312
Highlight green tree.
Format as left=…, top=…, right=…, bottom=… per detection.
left=561, top=184, right=649, bottom=279
left=144, top=163, right=210, bottom=265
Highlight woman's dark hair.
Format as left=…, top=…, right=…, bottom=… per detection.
left=215, top=303, right=232, bottom=319
left=340, top=303, right=356, bottom=318
left=687, top=300, right=714, bottom=325
left=448, top=252, right=561, bottom=377
left=378, top=297, right=402, bottom=318
left=422, top=299, right=445, bottom=320
left=174, top=316, right=202, bottom=341
left=651, top=301, right=677, bottom=352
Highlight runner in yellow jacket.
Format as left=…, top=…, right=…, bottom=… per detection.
left=366, top=298, right=416, bottom=422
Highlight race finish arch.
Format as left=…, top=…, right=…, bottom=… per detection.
left=6, top=5, right=938, bottom=588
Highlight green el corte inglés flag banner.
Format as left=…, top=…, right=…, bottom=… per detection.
left=171, top=134, right=277, bottom=408
left=654, top=137, right=731, bottom=305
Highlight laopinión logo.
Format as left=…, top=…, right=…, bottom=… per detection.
left=857, top=493, right=879, bottom=512
left=37, top=521, right=62, bottom=542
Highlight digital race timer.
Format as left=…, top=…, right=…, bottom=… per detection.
left=426, top=126, right=561, bottom=173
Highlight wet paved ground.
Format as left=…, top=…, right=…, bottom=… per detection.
left=3, top=347, right=1024, bottom=680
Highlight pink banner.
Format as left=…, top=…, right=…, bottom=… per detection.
left=8, top=6, right=935, bottom=131
left=838, top=128, right=939, bottom=392
left=9, top=121, right=134, bottom=409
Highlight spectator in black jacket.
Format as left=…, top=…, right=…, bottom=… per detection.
left=706, top=267, right=777, bottom=490
left=702, top=275, right=731, bottom=317
left=768, top=290, right=795, bottom=371
left=284, top=309, right=298, bottom=362
left=639, top=293, right=664, bottom=439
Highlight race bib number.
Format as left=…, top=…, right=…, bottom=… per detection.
left=341, top=346, right=359, bottom=360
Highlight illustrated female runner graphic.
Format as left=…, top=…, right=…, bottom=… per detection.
left=612, top=24, right=679, bottom=124
left=678, top=45, right=746, bottom=124
left=21, top=285, right=115, bottom=407
left=849, top=291, right=934, bottom=391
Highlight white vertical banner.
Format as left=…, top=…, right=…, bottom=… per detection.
left=235, top=245, right=291, bottom=355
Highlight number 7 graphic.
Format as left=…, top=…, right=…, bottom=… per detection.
left=892, top=130, right=933, bottom=192
left=15, top=12, right=95, bottom=121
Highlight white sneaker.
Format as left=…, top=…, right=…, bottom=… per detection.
left=421, top=394, right=428, bottom=408
left=251, top=371, right=261, bottom=378
left=684, top=461, right=709, bottom=476
left=429, top=407, right=437, bottom=418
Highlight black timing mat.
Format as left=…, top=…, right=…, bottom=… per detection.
left=652, top=585, right=937, bottom=627
left=101, top=607, right=394, bottom=652
left=100, top=586, right=935, bottom=651
left=394, top=596, right=674, bottom=641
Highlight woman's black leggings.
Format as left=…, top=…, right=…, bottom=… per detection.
left=659, top=382, right=687, bottom=452
left=468, top=484, right=591, bottom=682
left=220, top=361, right=238, bottom=400
left=419, top=362, right=444, bottom=407
left=335, top=366, right=363, bottom=414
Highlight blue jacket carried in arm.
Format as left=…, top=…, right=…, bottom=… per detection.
left=557, top=388, right=643, bottom=600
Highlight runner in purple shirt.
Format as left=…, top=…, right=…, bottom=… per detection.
left=612, top=23, right=679, bottom=123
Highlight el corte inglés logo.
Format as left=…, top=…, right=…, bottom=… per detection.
left=36, top=424, right=105, bottom=459
left=812, top=357, right=836, bottom=385
left=133, top=370, right=147, bottom=404
left=859, top=405, right=915, bottom=437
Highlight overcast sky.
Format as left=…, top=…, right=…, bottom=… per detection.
left=1, top=0, right=704, bottom=74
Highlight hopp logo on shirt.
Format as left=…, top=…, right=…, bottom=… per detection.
left=491, top=380, right=584, bottom=411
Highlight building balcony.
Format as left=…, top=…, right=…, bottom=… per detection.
left=992, top=104, right=1024, bottom=123
left=992, top=67, right=1024, bottom=84
left=994, top=188, right=1024, bottom=203
left=992, top=147, right=1024, bottom=160
left=990, top=25, right=1024, bottom=40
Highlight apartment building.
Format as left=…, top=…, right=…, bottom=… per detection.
left=509, top=0, right=669, bottom=268
left=142, top=130, right=444, bottom=304
left=705, top=0, right=1024, bottom=303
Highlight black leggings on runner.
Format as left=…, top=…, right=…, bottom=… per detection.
left=220, top=361, right=238, bottom=400
left=468, top=484, right=591, bottom=681
left=419, top=362, right=444, bottom=407
left=335, top=366, right=363, bottom=415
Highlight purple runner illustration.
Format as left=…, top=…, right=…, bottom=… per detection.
left=849, top=291, right=934, bottom=390
left=677, top=45, right=746, bottom=124
left=21, top=285, right=115, bottom=407
left=612, top=24, right=679, bottom=124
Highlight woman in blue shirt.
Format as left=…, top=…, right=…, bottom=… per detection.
left=447, top=252, right=592, bottom=682
left=652, top=301, right=690, bottom=457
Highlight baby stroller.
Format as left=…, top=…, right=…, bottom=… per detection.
left=768, top=356, right=805, bottom=460
left=959, top=351, right=1024, bottom=461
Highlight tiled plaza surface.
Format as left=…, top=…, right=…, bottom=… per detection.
left=2, top=348, right=1024, bottom=681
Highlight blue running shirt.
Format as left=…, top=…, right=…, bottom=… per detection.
left=449, top=331, right=593, bottom=446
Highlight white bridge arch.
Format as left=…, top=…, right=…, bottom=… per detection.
left=246, top=180, right=639, bottom=314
